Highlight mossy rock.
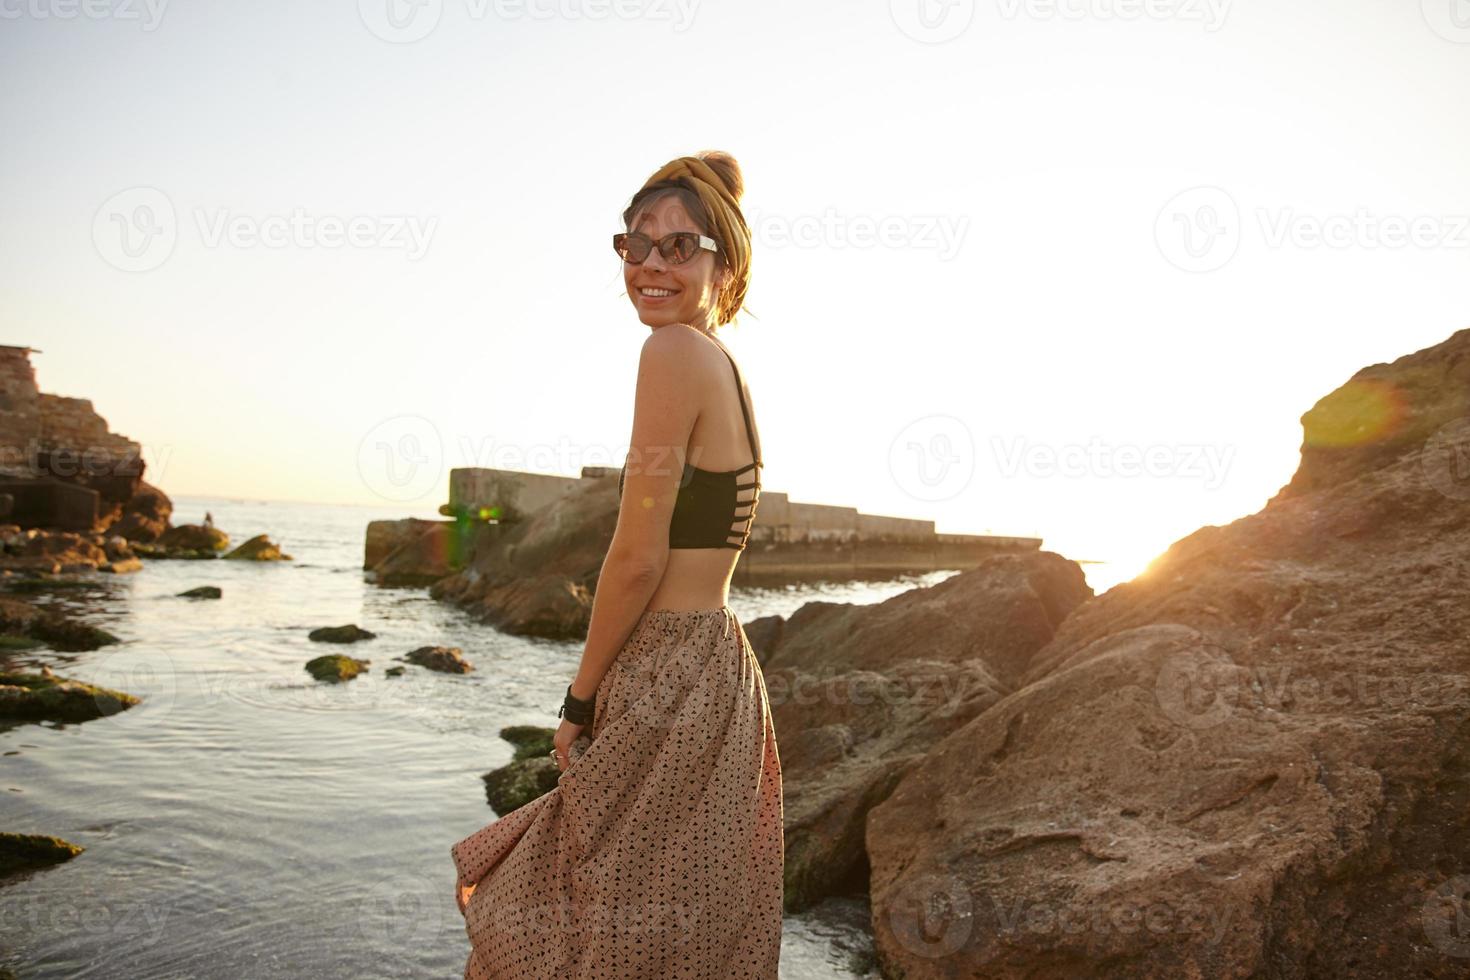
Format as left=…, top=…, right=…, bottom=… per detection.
left=304, top=654, right=369, bottom=683
left=0, top=831, right=84, bottom=875
left=308, top=624, right=376, bottom=644
left=178, top=586, right=222, bottom=599
left=500, top=725, right=556, bottom=761
left=0, top=672, right=140, bottom=723
left=2, top=577, right=103, bottom=594
left=223, top=535, right=293, bottom=562
left=0, top=598, right=116, bottom=652
left=481, top=757, right=560, bottom=815
left=29, top=616, right=120, bottom=652
left=0, top=635, right=41, bottom=651
left=156, top=524, right=230, bottom=555
left=478, top=726, right=564, bottom=815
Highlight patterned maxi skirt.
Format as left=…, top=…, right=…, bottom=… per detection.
left=451, top=606, right=785, bottom=979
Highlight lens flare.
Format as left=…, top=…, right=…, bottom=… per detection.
left=1302, top=378, right=1407, bottom=449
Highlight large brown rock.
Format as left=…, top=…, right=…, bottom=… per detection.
left=430, top=478, right=619, bottom=638
left=866, top=328, right=1470, bottom=978
left=368, top=520, right=468, bottom=586
left=107, top=481, right=172, bottom=543
left=766, top=551, right=1092, bottom=912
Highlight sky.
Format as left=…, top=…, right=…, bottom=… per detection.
left=2, top=0, right=1467, bottom=588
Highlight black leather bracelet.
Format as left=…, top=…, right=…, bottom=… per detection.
left=559, top=684, right=595, bottom=725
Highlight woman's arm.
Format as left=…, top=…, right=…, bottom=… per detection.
left=567, top=326, right=700, bottom=701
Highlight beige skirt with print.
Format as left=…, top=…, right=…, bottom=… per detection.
left=451, top=606, right=784, bottom=979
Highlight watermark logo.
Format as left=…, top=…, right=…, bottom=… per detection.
left=1421, top=0, right=1470, bottom=43
left=1154, top=650, right=1237, bottom=729
left=359, top=0, right=443, bottom=43
left=194, top=208, right=436, bottom=259
left=92, top=187, right=437, bottom=271
left=744, top=206, right=970, bottom=261
left=1157, top=186, right=1470, bottom=273
left=886, top=871, right=974, bottom=957
left=890, top=0, right=976, bottom=43
left=1422, top=418, right=1470, bottom=502
left=358, top=415, right=445, bottom=503
left=991, top=435, right=1235, bottom=490
left=88, top=648, right=183, bottom=730
left=359, top=0, right=699, bottom=42
left=889, top=415, right=976, bottom=503
left=1155, top=186, right=1240, bottom=273
left=995, top=0, right=1231, bottom=31
left=1422, top=874, right=1470, bottom=957
left=93, top=187, right=177, bottom=273
left=1257, top=209, right=1470, bottom=251
left=356, top=870, right=452, bottom=946
left=0, top=0, right=169, bottom=30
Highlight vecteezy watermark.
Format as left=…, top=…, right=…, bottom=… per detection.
left=356, top=871, right=455, bottom=947
left=0, top=437, right=148, bottom=480
left=93, top=187, right=178, bottom=273
left=357, top=0, right=700, bottom=43
left=2, top=892, right=177, bottom=950
left=467, top=897, right=706, bottom=941
left=889, top=415, right=976, bottom=503
left=991, top=436, right=1236, bottom=490
left=1155, top=186, right=1241, bottom=274
left=889, top=0, right=977, bottom=44
left=995, top=0, right=1231, bottom=31
left=358, top=415, right=445, bottom=504
left=884, top=870, right=1237, bottom=959
left=1156, top=186, right=1470, bottom=273
left=87, top=648, right=183, bottom=731
left=194, top=208, right=436, bottom=260
left=1422, top=874, right=1470, bottom=957
left=744, top=207, right=970, bottom=261
left=0, top=0, right=169, bottom=30
left=1155, top=653, right=1470, bottom=730
left=890, top=0, right=1229, bottom=42
left=92, top=187, right=438, bottom=271
left=1422, top=418, right=1470, bottom=502
left=762, top=670, right=973, bottom=714
left=985, top=889, right=1236, bottom=944
left=886, top=872, right=974, bottom=957
left=1256, top=208, right=1470, bottom=251
left=1421, top=0, right=1470, bottom=43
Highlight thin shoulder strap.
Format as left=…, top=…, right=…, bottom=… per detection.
left=713, top=340, right=761, bottom=467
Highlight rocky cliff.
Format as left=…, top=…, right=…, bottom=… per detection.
left=859, top=328, right=1470, bottom=978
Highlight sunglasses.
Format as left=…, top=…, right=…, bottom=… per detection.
left=613, top=231, right=718, bottom=266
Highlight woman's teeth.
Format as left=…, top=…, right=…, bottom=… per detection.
left=640, top=288, right=677, bottom=297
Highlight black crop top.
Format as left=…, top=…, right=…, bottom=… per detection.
left=617, top=342, right=762, bottom=550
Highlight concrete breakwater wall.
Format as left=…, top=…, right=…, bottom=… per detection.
left=433, top=465, right=1040, bottom=578
left=365, top=465, right=1041, bottom=587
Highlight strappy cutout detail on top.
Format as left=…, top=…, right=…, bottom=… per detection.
left=618, top=340, right=763, bottom=550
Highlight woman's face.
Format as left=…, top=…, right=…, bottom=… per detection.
left=622, top=194, right=724, bottom=332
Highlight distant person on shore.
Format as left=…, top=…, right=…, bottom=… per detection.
left=451, top=150, right=782, bottom=978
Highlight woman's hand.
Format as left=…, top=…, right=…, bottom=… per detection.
left=552, top=717, right=586, bottom=771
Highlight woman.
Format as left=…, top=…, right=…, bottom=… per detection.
left=450, top=150, right=784, bottom=979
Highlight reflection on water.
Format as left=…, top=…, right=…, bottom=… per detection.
left=0, top=496, right=950, bottom=978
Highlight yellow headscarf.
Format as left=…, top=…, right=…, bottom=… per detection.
left=635, top=155, right=751, bottom=327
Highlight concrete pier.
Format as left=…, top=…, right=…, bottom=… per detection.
left=437, top=465, right=1041, bottom=583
